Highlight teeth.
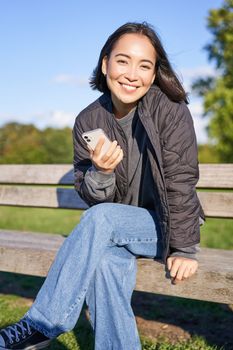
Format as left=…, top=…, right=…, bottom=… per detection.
left=122, top=84, right=137, bottom=91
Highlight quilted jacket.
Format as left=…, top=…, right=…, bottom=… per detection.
left=73, top=85, right=205, bottom=260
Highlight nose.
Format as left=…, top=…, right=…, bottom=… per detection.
left=124, top=65, right=138, bottom=81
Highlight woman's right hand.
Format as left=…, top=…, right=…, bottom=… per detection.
left=89, top=137, right=124, bottom=174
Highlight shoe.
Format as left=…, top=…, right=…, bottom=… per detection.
left=0, top=318, right=51, bottom=349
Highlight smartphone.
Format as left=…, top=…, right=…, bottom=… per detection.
left=82, top=128, right=112, bottom=157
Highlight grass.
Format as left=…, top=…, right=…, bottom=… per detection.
left=0, top=206, right=83, bottom=235
left=141, top=337, right=220, bottom=350
left=200, top=217, right=233, bottom=249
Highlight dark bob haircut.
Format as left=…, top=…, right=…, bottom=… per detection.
left=89, top=22, right=188, bottom=103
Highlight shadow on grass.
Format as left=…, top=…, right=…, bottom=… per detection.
left=132, top=290, right=233, bottom=350
left=0, top=272, right=232, bottom=349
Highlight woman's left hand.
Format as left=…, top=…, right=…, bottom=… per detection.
left=166, top=256, right=198, bottom=284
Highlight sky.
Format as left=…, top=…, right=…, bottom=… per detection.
left=0, top=0, right=223, bottom=144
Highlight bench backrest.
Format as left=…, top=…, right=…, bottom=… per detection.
left=0, top=164, right=233, bottom=218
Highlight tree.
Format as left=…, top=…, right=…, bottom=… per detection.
left=0, top=123, right=73, bottom=164
left=192, top=0, right=233, bottom=162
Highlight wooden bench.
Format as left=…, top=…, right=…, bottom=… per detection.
left=0, top=164, right=233, bottom=304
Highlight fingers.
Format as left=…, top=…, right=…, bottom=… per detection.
left=108, top=148, right=124, bottom=168
left=91, top=139, right=124, bottom=173
left=174, top=261, right=187, bottom=282
left=167, top=257, right=198, bottom=284
left=166, top=257, right=173, bottom=271
left=93, top=137, right=106, bottom=155
left=102, top=143, right=121, bottom=164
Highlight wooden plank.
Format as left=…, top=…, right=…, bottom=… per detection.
left=136, top=248, right=233, bottom=304
left=197, top=192, right=233, bottom=218
left=0, top=186, right=232, bottom=217
left=0, top=186, right=88, bottom=209
left=0, top=230, right=232, bottom=304
left=0, top=230, right=65, bottom=249
left=0, top=164, right=233, bottom=188
left=198, top=164, right=233, bottom=189
left=0, top=165, right=74, bottom=185
left=0, top=230, right=65, bottom=277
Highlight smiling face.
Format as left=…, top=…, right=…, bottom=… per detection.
left=102, top=33, right=156, bottom=118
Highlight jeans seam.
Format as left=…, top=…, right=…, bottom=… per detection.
left=61, top=287, right=87, bottom=325
left=111, top=238, right=157, bottom=244
left=121, top=257, right=136, bottom=294
left=121, top=257, right=139, bottom=349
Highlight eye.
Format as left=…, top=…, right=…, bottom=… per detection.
left=141, top=65, right=151, bottom=70
left=117, top=59, right=127, bottom=64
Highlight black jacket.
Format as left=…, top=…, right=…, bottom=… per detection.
left=73, top=85, right=205, bottom=261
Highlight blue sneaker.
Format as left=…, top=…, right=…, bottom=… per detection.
left=0, top=318, right=51, bottom=349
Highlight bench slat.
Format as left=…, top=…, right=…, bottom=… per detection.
left=197, top=192, right=233, bottom=218
left=198, top=164, right=233, bottom=188
left=0, top=164, right=233, bottom=188
left=0, top=165, right=74, bottom=185
left=136, top=249, right=233, bottom=304
left=0, top=186, right=88, bottom=210
left=0, top=230, right=232, bottom=304
left=0, top=186, right=232, bottom=218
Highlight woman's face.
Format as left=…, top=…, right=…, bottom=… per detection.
left=102, top=33, right=156, bottom=118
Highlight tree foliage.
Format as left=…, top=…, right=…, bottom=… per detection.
left=192, top=0, right=233, bottom=162
left=0, top=122, right=73, bottom=164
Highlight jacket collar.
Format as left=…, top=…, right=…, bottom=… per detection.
left=100, top=84, right=162, bottom=120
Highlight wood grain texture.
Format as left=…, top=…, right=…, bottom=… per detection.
left=198, top=164, right=233, bottom=189
left=197, top=192, right=233, bottom=218
left=136, top=250, right=233, bottom=304
left=0, top=165, right=74, bottom=184
left=0, top=230, right=232, bottom=304
left=0, top=186, right=88, bottom=209
left=1, top=164, right=233, bottom=188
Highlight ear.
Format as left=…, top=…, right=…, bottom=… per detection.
left=102, top=56, right=108, bottom=76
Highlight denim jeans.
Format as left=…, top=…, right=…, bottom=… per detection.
left=25, top=203, right=163, bottom=350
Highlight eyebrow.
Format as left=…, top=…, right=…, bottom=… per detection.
left=114, top=53, right=155, bottom=66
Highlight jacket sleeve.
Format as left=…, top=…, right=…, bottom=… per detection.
left=160, top=102, right=203, bottom=249
left=72, top=116, right=116, bottom=206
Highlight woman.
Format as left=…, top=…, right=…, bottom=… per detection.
left=0, top=22, right=205, bottom=350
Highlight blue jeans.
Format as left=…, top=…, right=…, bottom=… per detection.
left=25, top=203, right=163, bottom=350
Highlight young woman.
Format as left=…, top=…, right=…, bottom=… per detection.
left=0, top=22, right=205, bottom=350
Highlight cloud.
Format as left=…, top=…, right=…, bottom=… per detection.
left=189, top=100, right=209, bottom=144
left=0, top=113, right=35, bottom=126
left=47, top=110, right=75, bottom=128
left=53, top=74, right=89, bottom=87
left=179, top=66, right=216, bottom=81
left=31, top=110, right=76, bottom=129
left=177, top=65, right=217, bottom=92
left=0, top=110, right=76, bottom=130
left=175, top=65, right=216, bottom=143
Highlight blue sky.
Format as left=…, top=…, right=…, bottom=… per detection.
left=0, top=0, right=223, bottom=143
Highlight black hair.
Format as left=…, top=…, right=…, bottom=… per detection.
left=89, top=21, right=188, bottom=103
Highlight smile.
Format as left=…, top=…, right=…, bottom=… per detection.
left=120, top=83, right=138, bottom=92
